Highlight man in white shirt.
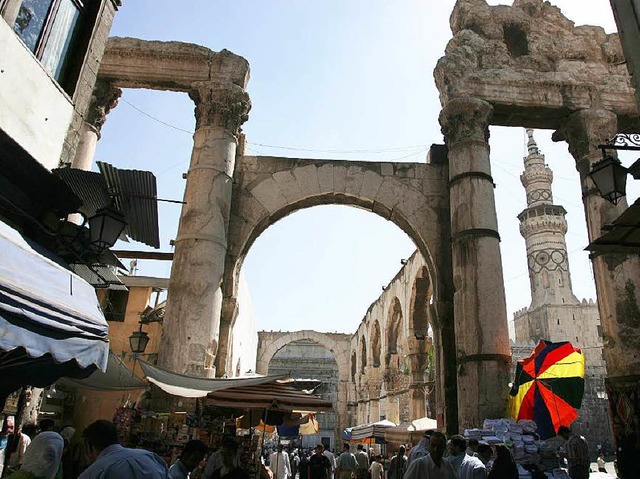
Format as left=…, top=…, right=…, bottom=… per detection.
left=459, top=453, right=486, bottom=479
left=269, top=445, right=292, bottom=479
left=323, top=447, right=336, bottom=479
left=403, top=432, right=456, bottom=479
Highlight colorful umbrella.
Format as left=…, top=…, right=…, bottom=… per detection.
left=509, top=340, right=585, bottom=439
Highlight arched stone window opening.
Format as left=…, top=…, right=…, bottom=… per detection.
left=371, top=321, right=382, bottom=367
left=410, top=267, right=432, bottom=339
left=385, top=298, right=403, bottom=367
left=360, top=339, right=367, bottom=374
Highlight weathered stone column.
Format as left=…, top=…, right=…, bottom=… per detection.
left=555, top=109, right=640, bottom=479
left=70, top=80, right=121, bottom=170
left=159, top=81, right=250, bottom=377
left=407, top=337, right=429, bottom=419
left=439, top=98, right=512, bottom=429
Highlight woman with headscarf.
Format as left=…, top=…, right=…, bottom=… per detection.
left=59, top=426, right=75, bottom=479
left=486, top=444, right=518, bottom=479
left=6, top=431, right=64, bottom=479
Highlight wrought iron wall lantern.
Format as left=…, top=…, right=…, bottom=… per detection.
left=87, top=206, right=127, bottom=251
left=593, top=133, right=640, bottom=204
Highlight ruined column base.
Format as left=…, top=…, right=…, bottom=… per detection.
left=605, top=374, right=640, bottom=479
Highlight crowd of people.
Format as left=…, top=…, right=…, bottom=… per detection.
left=0, top=418, right=598, bottom=479
left=0, top=417, right=252, bottom=479
left=263, top=425, right=597, bottom=479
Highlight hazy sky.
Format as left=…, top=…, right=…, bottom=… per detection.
left=95, top=1, right=636, bottom=336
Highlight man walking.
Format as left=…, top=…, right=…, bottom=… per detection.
left=403, top=432, right=456, bottom=479
left=354, top=445, right=369, bottom=479
left=269, top=445, right=292, bottom=479
left=309, top=445, right=332, bottom=479
left=388, top=446, right=407, bottom=479
left=558, top=426, right=590, bottom=479
left=335, top=443, right=356, bottom=479
left=323, top=447, right=336, bottom=479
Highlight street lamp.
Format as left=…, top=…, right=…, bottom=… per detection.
left=588, top=154, right=628, bottom=205
left=88, top=206, right=126, bottom=251
left=129, top=323, right=150, bottom=354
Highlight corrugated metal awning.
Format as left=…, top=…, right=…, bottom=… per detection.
left=53, top=162, right=160, bottom=248
left=586, top=198, right=640, bottom=254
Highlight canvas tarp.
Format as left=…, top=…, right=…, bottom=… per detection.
left=139, top=361, right=283, bottom=398
left=384, top=417, right=438, bottom=444
left=139, top=361, right=333, bottom=412
left=349, top=419, right=396, bottom=443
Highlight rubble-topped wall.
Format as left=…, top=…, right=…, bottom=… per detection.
left=435, top=0, right=638, bottom=128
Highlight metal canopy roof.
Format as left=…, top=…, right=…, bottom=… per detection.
left=586, top=198, right=640, bottom=254
left=53, top=162, right=160, bottom=248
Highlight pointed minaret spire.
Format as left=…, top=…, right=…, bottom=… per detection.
left=518, top=129, right=578, bottom=308
left=526, top=128, right=539, bottom=156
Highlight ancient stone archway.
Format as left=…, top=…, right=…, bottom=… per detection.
left=385, top=297, right=403, bottom=367
left=96, top=36, right=456, bottom=433
left=435, top=0, right=640, bottom=438
left=256, top=331, right=351, bottom=444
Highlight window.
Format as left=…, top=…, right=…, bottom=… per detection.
left=102, top=289, right=129, bottom=322
left=11, top=0, right=98, bottom=95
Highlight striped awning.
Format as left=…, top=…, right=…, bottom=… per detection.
left=0, top=219, right=109, bottom=395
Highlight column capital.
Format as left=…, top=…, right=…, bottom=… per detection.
left=553, top=109, right=618, bottom=161
left=439, top=97, right=493, bottom=145
left=86, top=79, right=122, bottom=138
left=189, top=81, right=251, bottom=134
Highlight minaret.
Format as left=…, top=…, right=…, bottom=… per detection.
left=518, top=129, right=578, bottom=308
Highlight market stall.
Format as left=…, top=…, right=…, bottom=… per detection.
left=349, top=419, right=396, bottom=444
left=137, top=361, right=333, bottom=476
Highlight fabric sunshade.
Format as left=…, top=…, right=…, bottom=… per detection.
left=384, top=417, right=438, bottom=444
left=139, top=361, right=333, bottom=412
left=349, top=419, right=396, bottom=442
left=57, top=350, right=145, bottom=390
left=0, top=220, right=109, bottom=397
left=139, top=361, right=286, bottom=398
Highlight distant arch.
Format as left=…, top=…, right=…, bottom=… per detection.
left=351, top=352, right=357, bottom=382
left=256, top=330, right=349, bottom=382
left=386, top=298, right=403, bottom=367
left=410, top=266, right=433, bottom=338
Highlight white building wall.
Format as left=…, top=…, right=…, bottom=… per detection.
left=0, top=20, right=73, bottom=170
left=229, top=271, right=258, bottom=376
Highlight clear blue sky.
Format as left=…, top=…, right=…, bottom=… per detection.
left=95, top=1, right=633, bottom=335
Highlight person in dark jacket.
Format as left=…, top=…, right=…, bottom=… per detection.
left=487, top=444, right=518, bottom=479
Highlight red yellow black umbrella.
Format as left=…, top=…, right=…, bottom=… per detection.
left=508, top=340, right=585, bottom=439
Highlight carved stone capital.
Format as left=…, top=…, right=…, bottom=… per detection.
left=553, top=109, right=618, bottom=161
left=86, top=79, right=122, bottom=137
left=439, top=97, right=493, bottom=145
left=189, top=81, right=251, bottom=133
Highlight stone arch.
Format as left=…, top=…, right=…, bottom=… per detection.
left=224, top=157, right=448, bottom=305
left=371, top=320, right=382, bottom=367
left=410, top=266, right=433, bottom=338
left=385, top=297, right=403, bottom=366
left=256, top=330, right=349, bottom=382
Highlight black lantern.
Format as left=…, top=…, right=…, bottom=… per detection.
left=88, top=207, right=126, bottom=250
left=588, top=155, right=628, bottom=205
left=129, top=326, right=150, bottom=354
